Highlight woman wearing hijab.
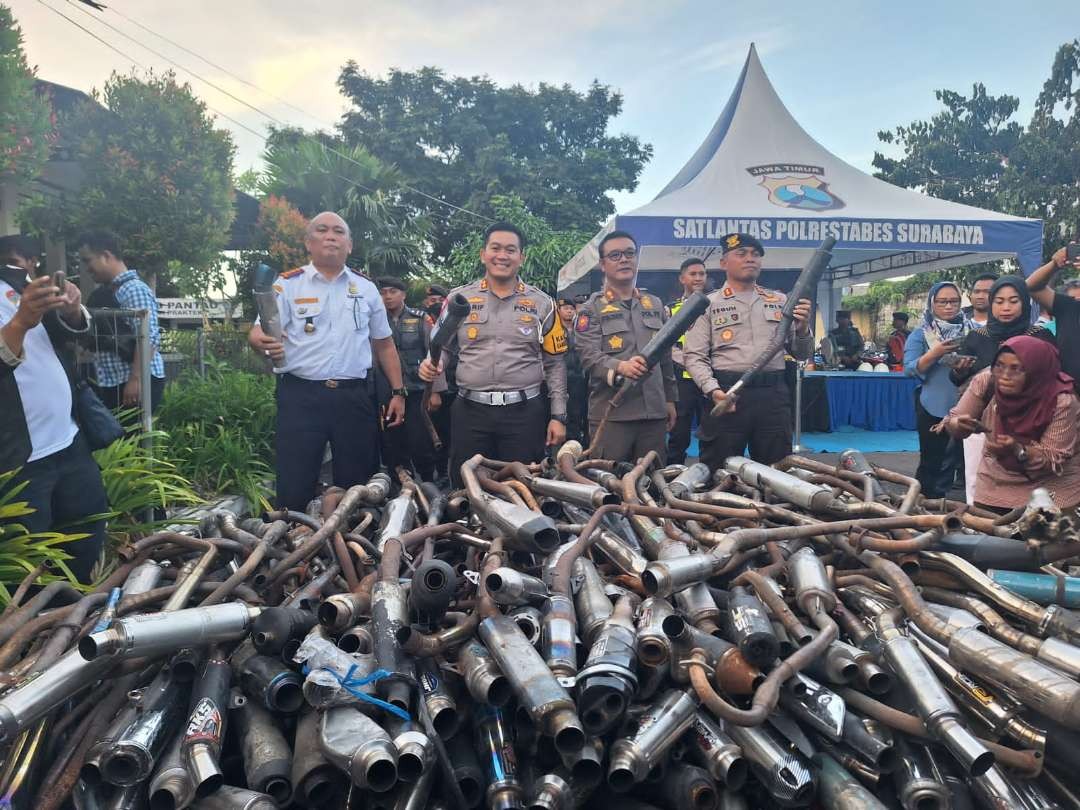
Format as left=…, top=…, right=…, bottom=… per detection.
left=942, top=336, right=1080, bottom=512
left=904, top=282, right=968, bottom=499
left=949, top=275, right=1054, bottom=503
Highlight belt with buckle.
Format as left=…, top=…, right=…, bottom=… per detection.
left=459, top=384, right=543, bottom=406
left=713, top=370, right=786, bottom=389
left=283, top=373, right=368, bottom=389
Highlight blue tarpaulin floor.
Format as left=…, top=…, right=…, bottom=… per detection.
left=685, top=427, right=918, bottom=458
left=798, top=427, right=919, bottom=454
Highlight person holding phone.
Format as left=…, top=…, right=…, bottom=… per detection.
left=0, top=235, right=107, bottom=582
left=941, top=336, right=1080, bottom=513
left=1027, top=244, right=1080, bottom=392
left=904, top=282, right=969, bottom=499
left=247, top=212, right=406, bottom=511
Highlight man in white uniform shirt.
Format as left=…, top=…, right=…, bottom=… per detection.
left=248, top=212, right=406, bottom=511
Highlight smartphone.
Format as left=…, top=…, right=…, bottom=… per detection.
left=52, top=270, right=66, bottom=293
left=1068, top=243, right=1080, bottom=262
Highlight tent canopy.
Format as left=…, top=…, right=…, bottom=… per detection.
left=557, top=45, right=1043, bottom=324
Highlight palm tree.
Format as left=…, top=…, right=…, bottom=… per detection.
left=260, top=132, right=429, bottom=275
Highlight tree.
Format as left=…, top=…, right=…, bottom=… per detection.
left=227, top=194, right=308, bottom=319
left=260, top=130, right=427, bottom=276
left=30, top=70, right=235, bottom=294
left=441, top=194, right=589, bottom=293
left=0, top=4, right=53, bottom=183
left=873, top=40, right=1080, bottom=258
left=336, top=66, right=651, bottom=261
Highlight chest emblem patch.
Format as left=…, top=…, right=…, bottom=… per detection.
left=608, top=334, right=624, bottom=351
left=600, top=304, right=619, bottom=314
left=467, top=326, right=479, bottom=340
left=721, top=329, right=734, bottom=342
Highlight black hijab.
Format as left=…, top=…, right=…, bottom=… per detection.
left=985, top=275, right=1032, bottom=343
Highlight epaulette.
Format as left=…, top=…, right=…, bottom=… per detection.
left=347, top=266, right=370, bottom=279
left=279, top=267, right=304, bottom=279
left=405, top=305, right=426, bottom=318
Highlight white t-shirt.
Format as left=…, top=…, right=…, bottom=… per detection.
left=0, top=280, right=79, bottom=462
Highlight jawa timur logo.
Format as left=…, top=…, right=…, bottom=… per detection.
left=746, top=163, right=845, bottom=211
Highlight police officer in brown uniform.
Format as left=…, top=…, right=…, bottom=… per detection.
left=377, top=276, right=440, bottom=481
left=419, top=222, right=568, bottom=486
left=682, top=233, right=813, bottom=469
left=576, top=230, right=677, bottom=464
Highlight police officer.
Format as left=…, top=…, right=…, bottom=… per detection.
left=829, top=310, right=863, bottom=369
left=419, top=222, right=568, bottom=486
left=558, top=296, right=589, bottom=445
left=682, top=233, right=812, bottom=469
left=248, top=212, right=406, bottom=511
left=576, top=230, right=677, bottom=464
left=377, top=276, right=440, bottom=481
left=422, top=284, right=448, bottom=321
left=668, top=257, right=709, bottom=464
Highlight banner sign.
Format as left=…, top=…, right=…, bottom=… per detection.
left=157, top=298, right=236, bottom=320
left=615, top=215, right=1044, bottom=273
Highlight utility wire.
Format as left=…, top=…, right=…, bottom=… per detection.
left=59, top=0, right=492, bottom=222
left=105, top=2, right=326, bottom=127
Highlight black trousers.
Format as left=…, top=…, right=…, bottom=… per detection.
left=10, top=433, right=108, bottom=583
left=698, top=383, right=792, bottom=471
left=449, top=396, right=547, bottom=488
left=381, top=394, right=437, bottom=482
left=94, top=375, right=166, bottom=414
left=431, top=391, right=455, bottom=483
left=668, top=375, right=705, bottom=464
left=915, top=397, right=956, bottom=499
left=274, top=375, right=380, bottom=511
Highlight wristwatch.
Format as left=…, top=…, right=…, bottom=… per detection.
left=550, top=414, right=567, bottom=425
left=1015, top=444, right=1028, bottom=463
left=391, top=387, right=408, bottom=398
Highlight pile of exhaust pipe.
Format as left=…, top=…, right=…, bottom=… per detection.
left=2, top=446, right=1080, bottom=809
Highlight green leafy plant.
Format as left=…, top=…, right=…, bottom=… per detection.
left=93, top=432, right=201, bottom=544
left=0, top=469, right=88, bottom=601
left=166, top=422, right=272, bottom=511
left=156, top=367, right=275, bottom=509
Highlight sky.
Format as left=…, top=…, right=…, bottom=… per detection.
left=14, top=0, right=1080, bottom=221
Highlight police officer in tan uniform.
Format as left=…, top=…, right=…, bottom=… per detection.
left=576, top=230, right=677, bottom=464
left=682, top=233, right=813, bottom=469
left=419, top=222, right=568, bottom=486
left=668, top=257, right=709, bottom=464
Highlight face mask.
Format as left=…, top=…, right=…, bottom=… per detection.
left=426, top=303, right=442, bottom=320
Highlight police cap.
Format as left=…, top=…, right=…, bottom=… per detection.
left=425, top=284, right=448, bottom=297
left=720, top=233, right=764, bottom=256
left=377, top=276, right=408, bottom=292
left=892, top=312, right=910, bottom=323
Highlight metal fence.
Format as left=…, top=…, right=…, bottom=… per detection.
left=84, top=307, right=154, bottom=439
left=160, top=327, right=269, bottom=380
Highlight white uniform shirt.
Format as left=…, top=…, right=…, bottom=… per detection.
left=0, top=279, right=79, bottom=461
left=263, top=264, right=392, bottom=380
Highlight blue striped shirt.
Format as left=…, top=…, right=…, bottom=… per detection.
left=93, top=269, right=165, bottom=387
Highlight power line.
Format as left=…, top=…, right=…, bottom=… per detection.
left=105, top=3, right=326, bottom=127
left=59, top=0, right=492, bottom=223
left=33, top=0, right=469, bottom=239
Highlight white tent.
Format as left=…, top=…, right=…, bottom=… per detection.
left=557, top=45, right=1043, bottom=324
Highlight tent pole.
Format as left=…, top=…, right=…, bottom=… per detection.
left=792, top=360, right=805, bottom=454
